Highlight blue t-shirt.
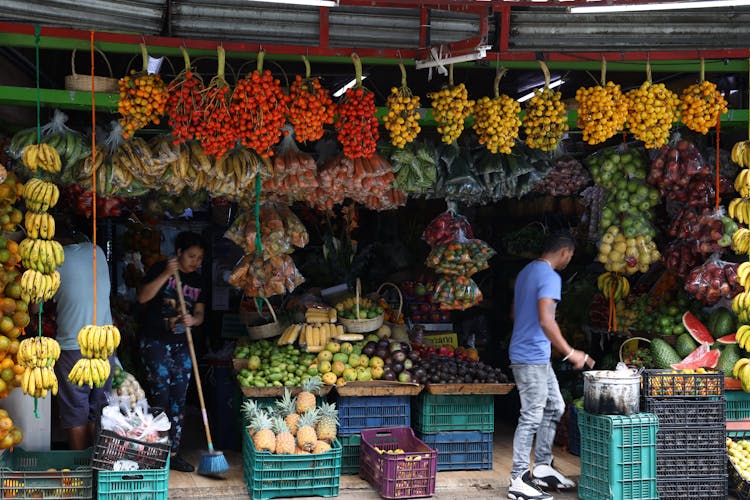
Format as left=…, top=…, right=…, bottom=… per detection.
left=54, top=243, right=112, bottom=351
left=509, top=260, right=561, bottom=364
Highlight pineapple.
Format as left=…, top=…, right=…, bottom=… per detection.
left=316, top=401, right=338, bottom=443
left=276, top=389, right=301, bottom=436
left=296, top=376, right=322, bottom=414
left=242, top=399, right=261, bottom=437
left=272, top=416, right=296, bottom=455
left=250, top=410, right=276, bottom=453
left=296, top=408, right=320, bottom=452
left=313, top=440, right=332, bottom=454
left=295, top=447, right=310, bottom=454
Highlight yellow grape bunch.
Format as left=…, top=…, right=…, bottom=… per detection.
left=383, top=86, right=421, bottom=149
left=625, top=82, right=680, bottom=149
left=575, top=81, right=628, bottom=145
left=522, top=88, right=569, bottom=151
left=472, top=94, right=521, bottom=154
left=429, top=83, right=474, bottom=144
left=680, top=80, right=728, bottom=134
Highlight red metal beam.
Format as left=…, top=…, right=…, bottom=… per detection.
left=498, top=5, right=510, bottom=52
left=319, top=6, right=329, bottom=49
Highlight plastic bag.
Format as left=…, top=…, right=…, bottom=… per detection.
left=101, top=397, right=170, bottom=444
left=425, top=239, right=496, bottom=276
left=266, top=131, right=319, bottom=202
left=277, top=204, right=309, bottom=249
left=648, top=138, right=706, bottom=200
left=534, top=155, right=592, bottom=196
left=669, top=207, right=735, bottom=255
left=432, top=275, right=483, bottom=310
left=684, top=254, right=742, bottom=305
left=436, top=143, right=484, bottom=201
left=584, top=142, right=649, bottom=190
left=149, top=135, right=180, bottom=173
left=228, top=253, right=305, bottom=297
left=423, top=210, right=475, bottom=246
left=41, top=110, right=91, bottom=171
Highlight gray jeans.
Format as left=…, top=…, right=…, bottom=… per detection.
left=510, top=363, right=566, bottom=479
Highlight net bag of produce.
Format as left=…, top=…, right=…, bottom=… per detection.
left=432, top=274, right=483, bottom=310
left=584, top=141, right=649, bottom=190
left=648, top=137, right=707, bottom=201
left=277, top=204, right=309, bottom=249
left=684, top=253, right=742, bottom=305
left=423, top=210, right=475, bottom=247
left=425, top=238, right=496, bottom=276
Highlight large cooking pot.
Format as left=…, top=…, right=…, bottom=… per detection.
left=583, top=369, right=641, bottom=415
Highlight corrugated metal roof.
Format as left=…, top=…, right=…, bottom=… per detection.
left=0, top=0, right=164, bottom=34
left=509, top=8, right=750, bottom=51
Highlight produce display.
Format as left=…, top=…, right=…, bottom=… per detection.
left=265, top=135, right=319, bottom=203
left=596, top=272, right=630, bottom=301
left=522, top=81, right=568, bottom=151
left=111, top=366, right=147, bottom=409
left=335, top=296, right=382, bottom=321
left=533, top=156, right=591, bottom=196
left=402, top=281, right=451, bottom=324
left=67, top=324, right=120, bottom=388
left=472, top=70, right=520, bottom=154
left=383, top=64, right=421, bottom=149
left=685, top=257, right=742, bottom=305
left=597, top=226, right=659, bottom=274
left=727, top=437, right=750, bottom=483
left=0, top=409, right=22, bottom=451
left=624, top=80, right=679, bottom=149
left=425, top=240, right=496, bottom=276
left=648, top=140, right=706, bottom=200
left=224, top=204, right=309, bottom=258
left=680, top=79, right=728, bottom=134
left=429, top=79, right=473, bottom=144
left=20, top=178, right=61, bottom=304
left=575, top=80, right=628, bottom=145
left=389, top=143, right=438, bottom=196
left=423, top=211, right=474, bottom=247
left=336, top=55, right=379, bottom=159
left=288, top=58, right=335, bottom=144
left=229, top=253, right=305, bottom=298
left=117, top=46, right=168, bottom=139
left=165, top=49, right=205, bottom=145
left=194, top=47, right=236, bottom=158
left=17, top=336, right=59, bottom=398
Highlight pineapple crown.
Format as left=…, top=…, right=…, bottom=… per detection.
left=272, top=416, right=291, bottom=434
left=301, top=375, right=323, bottom=395
left=318, top=401, right=339, bottom=424
left=298, top=408, right=320, bottom=428
left=276, top=389, right=298, bottom=415
left=241, top=399, right=260, bottom=423
left=250, top=409, right=274, bottom=432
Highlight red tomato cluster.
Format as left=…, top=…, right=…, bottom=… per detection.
left=194, top=83, right=236, bottom=158
left=165, top=71, right=205, bottom=145
left=288, top=75, right=335, bottom=143
left=231, top=70, right=289, bottom=157
left=336, top=87, right=379, bottom=159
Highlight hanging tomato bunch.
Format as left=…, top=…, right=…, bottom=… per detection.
left=194, top=47, right=237, bottom=158
left=288, top=57, right=335, bottom=143
left=429, top=65, right=474, bottom=144
left=472, top=69, right=521, bottom=154
left=165, top=48, right=205, bottom=145
left=335, top=54, right=379, bottom=159
left=118, top=44, right=168, bottom=139
left=680, top=63, right=728, bottom=135
left=383, top=63, right=421, bottom=149
left=231, top=52, right=289, bottom=157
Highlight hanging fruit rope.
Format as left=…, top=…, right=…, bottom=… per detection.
left=575, top=57, right=628, bottom=145
left=336, top=53, right=379, bottom=159
left=597, top=271, right=630, bottom=332
left=429, top=64, right=474, bottom=144
left=68, top=35, right=121, bottom=390
left=624, top=58, right=680, bottom=149
left=166, top=47, right=205, bottom=145
left=195, top=46, right=237, bottom=158
left=118, top=43, right=168, bottom=139
left=231, top=51, right=289, bottom=157
left=383, top=62, right=421, bottom=149
left=522, top=60, right=569, bottom=151
left=472, top=67, right=521, bottom=154
left=288, top=56, right=335, bottom=143
left=680, top=58, right=728, bottom=135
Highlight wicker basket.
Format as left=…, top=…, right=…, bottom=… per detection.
left=64, top=48, right=119, bottom=93
left=619, top=337, right=651, bottom=364
left=246, top=297, right=282, bottom=340
left=375, top=282, right=404, bottom=325
left=339, top=279, right=384, bottom=334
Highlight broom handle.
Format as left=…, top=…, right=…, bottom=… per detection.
left=173, top=271, right=215, bottom=452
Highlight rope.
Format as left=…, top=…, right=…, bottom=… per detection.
left=253, top=171, right=263, bottom=311
left=90, top=31, right=98, bottom=323
left=715, top=115, right=721, bottom=212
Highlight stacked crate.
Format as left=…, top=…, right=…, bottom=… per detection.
left=335, top=395, right=411, bottom=475
left=577, top=411, right=659, bottom=500
left=412, top=393, right=494, bottom=471
left=641, top=369, right=727, bottom=500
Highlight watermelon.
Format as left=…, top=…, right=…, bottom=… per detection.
left=717, top=333, right=737, bottom=344
left=671, top=344, right=721, bottom=370
left=682, top=311, right=714, bottom=345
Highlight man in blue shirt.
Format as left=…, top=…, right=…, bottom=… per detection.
left=507, top=231, right=595, bottom=500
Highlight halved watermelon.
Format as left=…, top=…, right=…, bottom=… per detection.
left=671, top=343, right=710, bottom=368
left=683, top=311, right=714, bottom=346
left=717, top=333, right=737, bottom=344
left=671, top=347, right=721, bottom=370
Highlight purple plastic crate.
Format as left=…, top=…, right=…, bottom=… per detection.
left=359, top=427, right=437, bottom=499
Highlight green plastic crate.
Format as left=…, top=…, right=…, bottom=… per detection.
left=242, top=429, right=341, bottom=499
left=578, top=411, right=658, bottom=500
left=0, top=447, right=93, bottom=499
left=341, top=434, right=361, bottom=475
left=96, top=455, right=169, bottom=500
left=412, top=393, right=494, bottom=434
left=727, top=390, right=750, bottom=421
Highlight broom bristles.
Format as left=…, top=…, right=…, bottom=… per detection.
left=198, top=450, right=229, bottom=476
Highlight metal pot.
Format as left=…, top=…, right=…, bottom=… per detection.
left=583, top=369, right=640, bottom=415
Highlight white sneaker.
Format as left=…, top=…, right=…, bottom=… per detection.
left=532, top=462, right=576, bottom=490
left=508, top=470, right=554, bottom=500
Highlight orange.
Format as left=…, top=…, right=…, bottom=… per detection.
left=0, top=358, right=13, bottom=370
left=0, top=185, right=12, bottom=201
left=12, top=365, right=23, bottom=375
left=8, top=340, right=18, bottom=355
left=1, top=369, right=14, bottom=383
left=14, top=301, right=26, bottom=313
left=6, top=328, right=21, bottom=340
left=0, top=317, right=14, bottom=334
left=5, top=240, right=17, bottom=255
left=0, top=250, right=10, bottom=264
left=8, top=210, right=21, bottom=226
left=11, top=312, right=28, bottom=328
left=0, top=298, right=15, bottom=315
left=4, top=282, right=20, bottom=300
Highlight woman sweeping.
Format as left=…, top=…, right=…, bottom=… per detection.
left=137, top=231, right=206, bottom=472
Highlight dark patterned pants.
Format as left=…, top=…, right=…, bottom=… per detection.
left=139, top=338, right=192, bottom=453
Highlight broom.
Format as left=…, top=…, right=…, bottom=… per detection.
left=173, top=271, right=230, bottom=477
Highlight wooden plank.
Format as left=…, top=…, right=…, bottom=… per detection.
left=334, top=381, right=423, bottom=397
left=425, top=383, right=515, bottom=395
left=240, top=385, right=332, bottom=399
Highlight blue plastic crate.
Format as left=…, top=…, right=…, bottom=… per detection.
left=578, top=411, right=659, bottom=500
left=727, top=390, right=750, bottom=421
left=335, top=395, right=410, bottom=436
left=97, top=456, right=169, bottom=500
left=417, top=431, right=492, bottom=471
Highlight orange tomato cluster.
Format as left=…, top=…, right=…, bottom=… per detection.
left=336, top=87, right=379, bottom=159
left=232, top=70, right=289, bottom=157
left=288, top=74, right=335, bottom=143
left=194, top=82, right=236, bottom=159
left=680, top=80, right=728, bottom=134
left=118, top=71, right=168, bottom=139
left=166, top=70, right=205, bottom=145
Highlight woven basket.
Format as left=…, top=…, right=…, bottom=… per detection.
left=619, top=337, right=651, bottom=364
left=339, top=278, right=384, bottom=334
left=246, top=297, right=282, bottom=340
left=375, top=281, right=404, bottom=324
left=64, top=48, right=119, bottom=93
